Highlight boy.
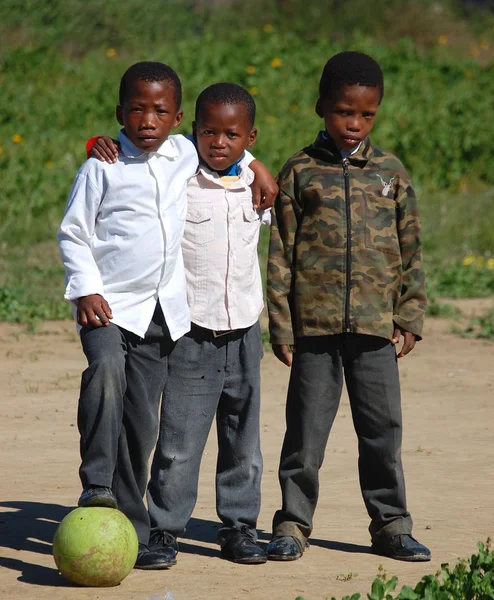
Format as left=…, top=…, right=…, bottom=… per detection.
left=266, top=51, right=431, bottom=563
left=147, top=83, right=268, bottom=566
left=58, top=61, right=198, bottom=570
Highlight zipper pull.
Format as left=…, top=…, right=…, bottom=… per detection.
left=342, top=158, right=350, bottom=177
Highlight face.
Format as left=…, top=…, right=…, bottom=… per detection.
left=116, top=79, right=183, bottom=152
left=193, top=103, right=257, bottom=171
left=319, top=84, right=381, bottom=151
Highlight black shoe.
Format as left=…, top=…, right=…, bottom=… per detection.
left=372, top=534, right=431, bottom=562
left=266, top=536, right=304, bottom=561
left=134, top=539, right=177, bottom=570
left=144, top=530, right=179, bottom=567
left=220, top=527, right=267, bottom=564
left=78, top=486, right=117, bottom=509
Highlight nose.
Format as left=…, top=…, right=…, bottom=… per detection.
left=139, top=110, right=157, bottom=130
left=346, top=117, right=361, bottom=132
left=211, top=133, right=227, bottom=148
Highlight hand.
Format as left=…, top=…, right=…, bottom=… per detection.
left=392, top=324, right=416, bottom=358
left=249, top=160, right=278, bottom=209
left=272, top=343, right=295, bottom=367
left=89, top=136, right=119, bottom=163
left=77, top=294, right=113, bottom=328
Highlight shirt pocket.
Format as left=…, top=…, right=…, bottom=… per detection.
left=241, top=203, right=260, bottom=244
left=185, top=204, right=214, bottom=246
left=365, top=196, right=400, bottom=257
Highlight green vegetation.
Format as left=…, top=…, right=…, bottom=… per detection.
left=0, top=0, right=493, bottom=324
left=296, top=539, right=494, bottom=599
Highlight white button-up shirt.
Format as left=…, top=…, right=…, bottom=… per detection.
left=57, top=131, right=198, bottom=340
left=183, top=164, right=269, bottom=331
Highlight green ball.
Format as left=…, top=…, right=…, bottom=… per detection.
left=52, top=507, right=138, bottom=587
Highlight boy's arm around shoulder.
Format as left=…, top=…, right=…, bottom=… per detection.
left=57, top=159, right=106, bottom=302
left=267, top=160, right=302, bottom=349
left=393, top=170, right=427, bottom=341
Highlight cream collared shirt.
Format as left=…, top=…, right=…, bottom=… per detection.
left=183, top=164, right=269, bottom=331
left=58, top=131, right=198, bottom=340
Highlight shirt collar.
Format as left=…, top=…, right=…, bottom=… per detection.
left=308, top=131, right=373, bottom=166
left=118, top=130, right=179, bottom=160
left=197, top=156, right=254, bottom=186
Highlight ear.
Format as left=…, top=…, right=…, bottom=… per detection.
left=172, top=109, right=184, bottom=129
left=116, top=105, right=124, bottom=126
left=247, top=127, right=257, bottom=148
left=315, top=99, right=323, bottom=118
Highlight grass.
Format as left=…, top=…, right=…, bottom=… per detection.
left=0, top=0, right=493, bottom=325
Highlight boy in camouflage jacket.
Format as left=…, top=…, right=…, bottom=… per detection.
left=266, top=51, right=430, bottom=562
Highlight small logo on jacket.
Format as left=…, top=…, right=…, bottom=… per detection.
left=376, top=174, right=395, bottom=197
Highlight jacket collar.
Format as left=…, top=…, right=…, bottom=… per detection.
left=118, top=130, right=179, bottom=160
left=306, top=131, right=373, bottom=166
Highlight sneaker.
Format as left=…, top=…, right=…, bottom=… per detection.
left=220, top=527, right=267, bottom=565
left=78, top=486, right=117, bottom=509
left=372, top=534, right=431, bottom=562
left=266, top=535, right=305, bottom=561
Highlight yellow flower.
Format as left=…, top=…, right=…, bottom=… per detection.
left=12, top=134, right=23, bottom=144
left=487, top=258, right=494, bottom=270
left=106, top=48, right=117, bottom=58
left=249, top=86, right=259, bottom=96
left=44, top=160, right=53, bottom=168
left=266, top=115, right=276, bottom=124
left=463, top=255, right=475, bottom=266
left=480, top=40, right=489, bottom=50
left=270, top=57, right=282, bottom=68
left=290, top=104, right=299, bottom=112
left=245, top=65, right=256, bottom=75
left=438, top=35, right=448, bottom=45
left=263, top=24, right=274, bottom=33
left=464, top=69, right=473, bottom=78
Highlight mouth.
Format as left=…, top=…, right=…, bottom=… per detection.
left=137, top=135, right=158, bottom=144
left=341, top=136, right=360, bottom=146
left=210, top=154, right=228, bottom=159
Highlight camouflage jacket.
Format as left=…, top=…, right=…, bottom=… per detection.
left=267, top=132, right=427, bottom=345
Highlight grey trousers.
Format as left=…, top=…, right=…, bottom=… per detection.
left=273, top=333, right=413, bottom=547
left=78, top=303, right=173, bottom=544
left=147, top=321, right=263, bottom=545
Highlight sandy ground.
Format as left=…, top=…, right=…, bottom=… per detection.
left=1, top=300, right=493, bottom=600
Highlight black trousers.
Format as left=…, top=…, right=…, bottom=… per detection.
left=78, top=303, right=173, bottom=544
left=272, top=333, right=412, bottom=546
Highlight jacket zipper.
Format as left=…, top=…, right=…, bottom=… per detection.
left=342, top=158, right=351, bottom=333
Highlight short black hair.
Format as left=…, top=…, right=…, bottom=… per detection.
left=318, top=51, right=384, bottom=105
left=195, top=83, right=256, bottom=126
left=119, top=61, right=182, bottom=108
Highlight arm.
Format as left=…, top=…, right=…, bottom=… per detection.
left=392, top=176, right=427, bottom=356
left=267, top=166, right=300, bottom=365
left=239, top=150, right=278, bottom=209
left=86, top=136, right=119, bottom=162
left=249, top=160, right=278, bottom=210
left=57, top=167, right=112, bottom=327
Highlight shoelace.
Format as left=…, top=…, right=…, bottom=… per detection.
left=153, top=530, right=176, bottom=547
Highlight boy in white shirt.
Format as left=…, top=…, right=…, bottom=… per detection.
left=58, top=61, right=198, bottom=570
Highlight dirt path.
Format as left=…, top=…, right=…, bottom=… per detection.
left=1, top=303, right=493, bottom=600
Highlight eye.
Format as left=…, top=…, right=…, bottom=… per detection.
left=227, top=132, right=239, bottom=138
left=130, top=107, right=142, bottom=113
left=157, top=109, right=169, bottom=115
left=363, top=112, right=375, bottom=119
left=336, top=109, right=350, bottom=116
left=201, top=130, right=214, bottom=136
